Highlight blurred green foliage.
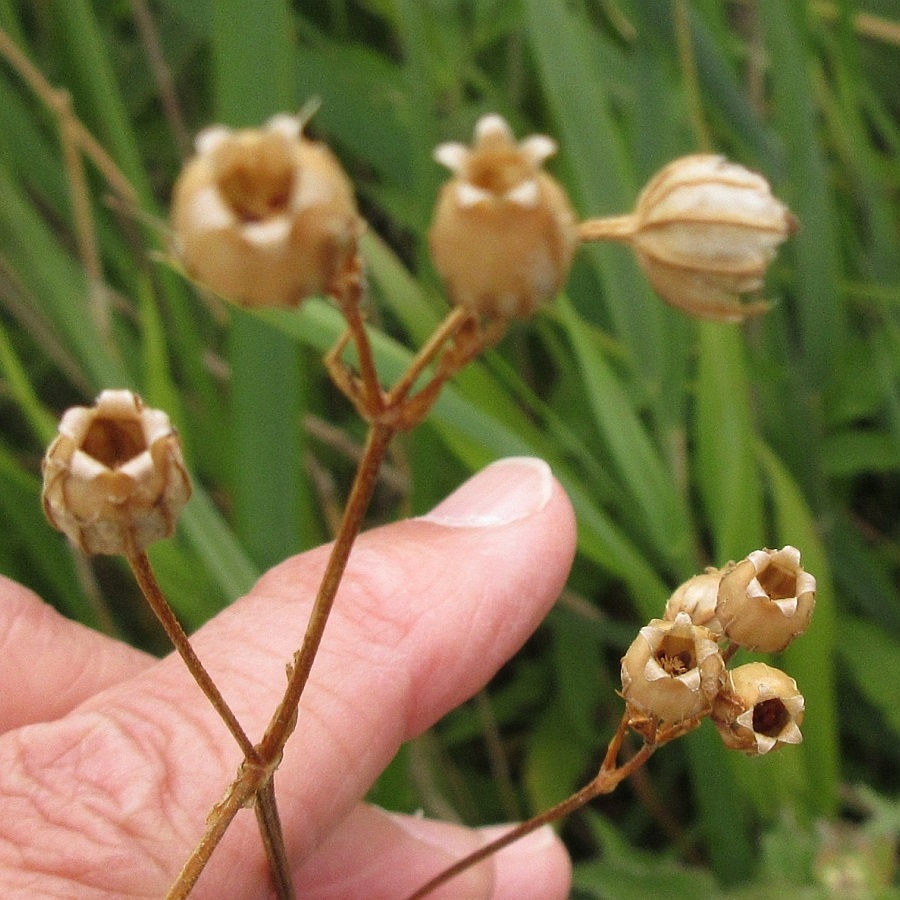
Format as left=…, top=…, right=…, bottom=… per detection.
left=0, top=0, right=898, bottom=894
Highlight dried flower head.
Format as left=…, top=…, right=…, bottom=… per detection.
left=664, top=569, right=724, bottom=638
left=429, top=114, right=578, bottom=320
left=620, top=612, right=725, bottom=724
left=712, top=662, right=804, bottom=755
left=42, top=390, right=191, bottom=555
left=613, top=154, right=797, bottom=321
left=171, top=113, right=363, bottom=307
left=716, top=546, right=816, bottom=652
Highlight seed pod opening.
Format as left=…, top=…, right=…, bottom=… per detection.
left=42, top=390, right=192, bottom=555
left=429, top=114, right=578, bottom=320
left=712, top=662, right=805, bottom=755
left=171, top=113, right=363, bottom=308
left=620, top=612, right=725, bottom=724
left=716, top=546, right=816, bottom=652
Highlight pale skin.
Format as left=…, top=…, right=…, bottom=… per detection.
left=0, top=458, right=575, bottom=899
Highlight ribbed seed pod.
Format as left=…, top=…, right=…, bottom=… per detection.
left=712, top=662, right=805, bottom=755
left=42, top=390, right=191, bottom=555
left=620, top=612, right=725, bottom=724
left=606, top=154, right=798, bottom=321
left=663, top=569, right=725, bottom=638
left=171, top=114, right=363, bottom=307
left=716, top=546, right=816, bottom=652
left=429, top=114, right=578, bottom=320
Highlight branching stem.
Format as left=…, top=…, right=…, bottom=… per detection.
left=130, top=553, right=297, bottom=898
left=258, top=421, right=395, bottom=757
left=404, top=713, right=700, bottom=899
left=166, top=421, right=395, bottom=895
left=127, top=550, right=256, bottom=760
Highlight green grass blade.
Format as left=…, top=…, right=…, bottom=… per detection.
left=0, top=165, right=126, bottom=390
left=49, top=0, right=153, bottom=200
left=524, top=0, right=660, bottom=367
left=211, top=0, right=316, bottom=568
left=179, top=485, right=260, bottom=603
left=760, top=1, right=843, bottom=390
left=757, top=442, right=839, bottom=817
left=0, top=316, right=57, bottom=444
left=695, top=323, right=766, bottom=561
left=0, top=442, right=100, bottom=627
left=558, top=297, right=694, bottom=577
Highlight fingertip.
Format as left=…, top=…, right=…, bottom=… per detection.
left=0, top=574, right=152, bottom=731
left=295, top=807, right=572, bottom=900
left=483, top=824, right=573, bottom=900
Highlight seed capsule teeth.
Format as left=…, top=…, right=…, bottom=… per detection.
left=42, top=390, right=192, bottom=556
left=428, top=114, right=577, bottom=321
left=171, top=113, right=362, bottom=308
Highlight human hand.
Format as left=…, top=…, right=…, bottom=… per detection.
left=0, top=457, right=576, bottom=899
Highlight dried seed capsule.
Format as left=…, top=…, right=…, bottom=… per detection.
left=712, top=662, right=804, bottom=755
left=620, top=612, right=724, bottom=724
left=42, top=390, right=191, bottom=555
left=663, top=569, right=725, bottom=638
left=171, top=113, right=363, bottom=307
left=716, top=546, right=816, bottom=652
left=616, top=155, right=797, bottom=321
left=429, top=114, right=578, bottom=320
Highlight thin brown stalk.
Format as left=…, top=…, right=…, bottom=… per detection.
left=127, top=551, right=257, bottom=760
left=404, top=714, right=699, bottom=899
left=129, top=550, right=297, bottom=897
left=166, top=764, right=261, bottom=900
left=168, top=422, right=395, bottom=896
left=255, top=779, right=296, bottom=900
left=340, top=292, right=385, bottom=416
left=810, top=1, right=900, bottom=46
left=385, top=305, right=471, bottom=406
left=53, top=89, right=112, bottom=344
left=168, top=295, right=497, bottom=895
left=0, top=25, right=138, bottom=205
left=129, top=0, right=191, bottom=159
left=258, top=421, right=395, bottom=758
left=578, top=214, right=638, bottom=243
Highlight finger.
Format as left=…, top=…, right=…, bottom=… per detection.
left=0, top=574, right=152, bottom=733
left=0, top=457, right=576, bottom=898
left=290, top=803, right=572, bottom=900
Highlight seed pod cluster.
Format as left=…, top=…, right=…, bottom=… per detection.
left=621, top=546, right=814, bottom=755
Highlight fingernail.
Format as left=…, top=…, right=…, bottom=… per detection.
left=480, top=822, right=557, bottom=857
left=419, top=457, right=554, bottom=528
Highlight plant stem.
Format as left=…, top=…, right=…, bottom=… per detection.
left=0, top=25, right=138, bottom=204
left=578, top=214, right=637, bottom=243
left=339, top=275, right=385, bottom=416
left=129, top=552, right=299, bottom=899
left=168, top=422, right=395, bottom=895
left=258, top=421, right=395, bottom=757
left=404, top=714, right=698, bottom=899
left=127, top=550, right=256, bottom=761
left=128, top=0, right=190, bottom=159
left=166, top=762, right=261, bottom=900
left=167, top=298, right=493, bottom=895
left=385, top=305, right=471, bottom=406
left=255, top=778, right=295, bottom=900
